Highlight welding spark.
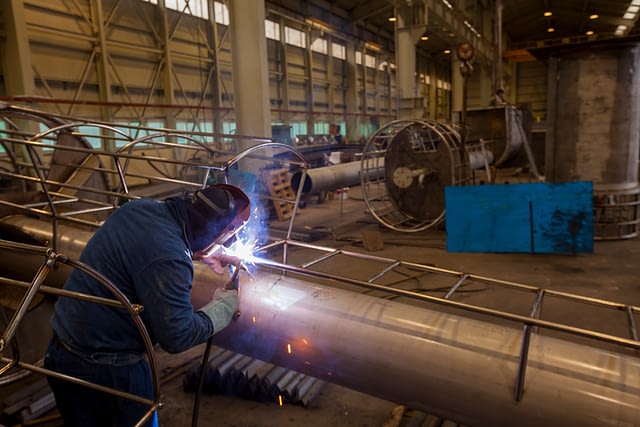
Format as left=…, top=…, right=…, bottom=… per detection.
left=287, top=343, right=292, bottom=354
left=226, top=238, right=258, bottom=263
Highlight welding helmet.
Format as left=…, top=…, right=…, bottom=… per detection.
left=187, top=183, right=251, bottom=255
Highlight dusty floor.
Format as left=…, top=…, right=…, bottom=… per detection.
left=2, top=184, right=640, bottom=427
left=152, top=185, right=640, bottom=427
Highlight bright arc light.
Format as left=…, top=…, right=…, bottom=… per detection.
left=225, top=238, right=257, bottom=263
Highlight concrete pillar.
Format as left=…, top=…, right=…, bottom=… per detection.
left=2, top=0, right=34, bottom=95
left=546, top=43, right=640, bottom=239
left=228, top=0, right=271, bottom=157
left=396, top=13, right=418, bottom=100
left=159, top=0, right=176, bottom=130
left=345, top=41, right=359, bottom=142
left=451, top=58, right=464, bottom=122
left=395, top=7, right=425, bottom=120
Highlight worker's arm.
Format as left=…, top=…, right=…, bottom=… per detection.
left=134, top=258, right=214, bottom=353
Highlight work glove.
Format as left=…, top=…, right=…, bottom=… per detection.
left=199, top=288, right=238, bottom=333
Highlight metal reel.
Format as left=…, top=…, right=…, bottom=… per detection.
left=361, top=120, right=470, bottom=232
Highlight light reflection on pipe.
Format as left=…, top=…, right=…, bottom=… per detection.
left=210, top=270, right=640, bottom=427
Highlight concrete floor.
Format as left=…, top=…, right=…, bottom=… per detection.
left=2, top=184, right=640, bottom=427
left=153, top=185, right=640, bottom=427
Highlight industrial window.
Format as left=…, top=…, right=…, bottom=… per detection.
left=311, top=38, right=328, bottom=54
left=285, top=26, right=306, bottom=48
left=37, top=123, right=57, bottom=152
left=359, top=122, right=377, bottom=138
left=265, top=20, right=280, bottom=40
left=0, top=122, right=5, bottom=153
left=290, top=121, right=307, bottom=138
left=365, top=54, right=376, bottom=68
left=151, top=0, right=210, bottom=20
left=113, top=121, right=166, bottom=147
left=314, top=122, right=329, bottom=134
left=378, top=61, right=396, bottom=71
left=355, top=51, right=362, bottom=64
left=331, top=43, right=346, bottom=60
left=213, top=1, right=229, bottom=25
left=222, top=121, right=236, bottom=135
left=437, top=80, right=451, bottom=90
left=75, top=125, right=102, bottom=149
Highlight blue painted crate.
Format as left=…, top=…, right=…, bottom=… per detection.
left=445, top=182, right=594, bottom=253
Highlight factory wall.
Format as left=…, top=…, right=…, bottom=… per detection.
left=0, top=0, right=465, bottom=146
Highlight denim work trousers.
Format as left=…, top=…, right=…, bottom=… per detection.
left=44, top=337, right=158, bottom=427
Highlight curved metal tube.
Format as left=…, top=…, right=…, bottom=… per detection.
left=290, top=160, right=385, bottom=194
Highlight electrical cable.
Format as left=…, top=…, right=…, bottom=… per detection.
left=191, top=264, right=241, bottom=427
left=191, top=336, right=213, bottom=427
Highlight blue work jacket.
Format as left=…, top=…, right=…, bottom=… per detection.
left=50, top=198, right=214, bottom=364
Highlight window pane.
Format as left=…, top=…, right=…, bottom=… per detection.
left=265, top=20, right=280, bottom=40
left=331, top=43, right=345, bottom=60
left=311, top=38, right=327, bottom=54
left=214, top=1, right=229, bottom=25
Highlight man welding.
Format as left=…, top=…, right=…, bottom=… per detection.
left=44, top=183, right=251, bottom=427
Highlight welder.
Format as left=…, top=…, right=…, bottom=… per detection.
left=43, top=183, right=251, bottom=427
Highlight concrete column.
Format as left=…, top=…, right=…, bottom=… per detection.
left=451, top=58, right=464, bottom=122
left=428, top=61, right=438, bottom=119
left=228, top=0, right=271, bottom=157
left=345, top=41, right=359, bottom=142
left=2, top=0, right=34, bottom=96
left=546, top=43, right=640, bottom=239
left=396, top=13, right=417, bottom=100
left=207, top=1, right=224, bottom=135
left=159, top=0, right=176, bottom=130
left=395, top=7, right=425, bottom=120
left=546, top=44, right=640, bottom=185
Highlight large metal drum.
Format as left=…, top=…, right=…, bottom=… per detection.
left=360, top=120, right=470, bottom=232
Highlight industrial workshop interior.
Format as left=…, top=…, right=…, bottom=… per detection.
left=1, top=0, right=640, bottom=426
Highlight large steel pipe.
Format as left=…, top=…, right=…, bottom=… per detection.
left=1, top=216, right=639, bottom=426
left=290, top=160, right=384, bottom=195
left=214, top=271, right=639, bottom=427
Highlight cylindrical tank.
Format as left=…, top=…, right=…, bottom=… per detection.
left=546, top=43, right=640, bottom=239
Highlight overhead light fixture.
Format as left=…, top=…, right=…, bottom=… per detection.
left=623, top=12, right=636, bottom=19
left=632, top=0, right=640, bottom=5
left=589, top=14, right=599, bottom=20
left=547, top=27, right=555, bottom=33
left=615, top=24, right=628, bottom=35
left=544, top=11, right=552, bottom=17
left=443, top=49, right=451, bottom=54
left=388, top=16, right=397, bottom=22
left=421, top=35, right=429, bottom=41
left=365, top=41, right=382, bottom=52
left=628, top=5, right=640, bottom=13
left=586, top=30, right=594, bottom=35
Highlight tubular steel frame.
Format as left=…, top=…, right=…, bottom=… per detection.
left=0, top=103, right=310, bottom=424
